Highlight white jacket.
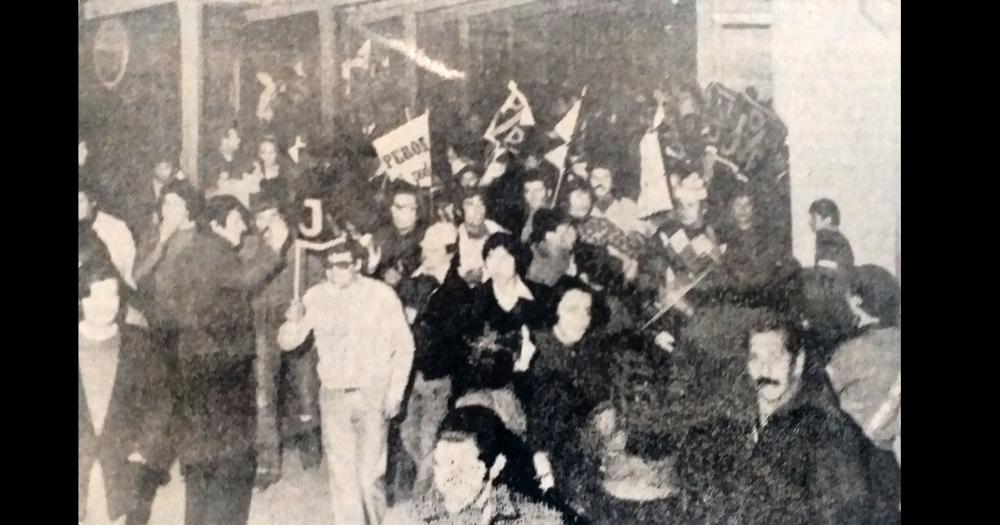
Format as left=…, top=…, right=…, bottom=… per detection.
left=278, top=277, right=415, bottom=414
left=91, top=211, right=137, bottom=289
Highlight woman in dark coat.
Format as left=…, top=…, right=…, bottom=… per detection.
left=518, top=278, right=612, bottom=516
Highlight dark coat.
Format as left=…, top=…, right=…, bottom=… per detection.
left=171, top=231, right=283, bottom=360
left=519, top=330, right=611, bottom=512
left=697, top=397, right=901, bottom=525
left=202, top=151, right=251, bottom=191
left=79, top=325, right=173, bottom=521
left=397, top=265, right=474, bottom=380
left=169, top=232, right=285, bottom=466
left=372, top=223, right=426, bottom=283
left=520, top=330, right=610, bottom=454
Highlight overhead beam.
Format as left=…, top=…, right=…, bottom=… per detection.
left=429, top=0, right=536, bottom=24
left=83, top=0, right=175, bottom=20
left=246, top=0, right=320, bottom=22
left=440, top=0, right=631, bottom=25
left=245, top=0, right=369, bottom=23
left=506, top=0, right=626, bottom=20
left=350, top=0, right=481, bottom=24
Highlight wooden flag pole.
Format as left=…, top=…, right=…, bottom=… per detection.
left=292, top=237, right=349, bottom=302
left=550, top=167, right=567, bottom=209
left=640, top=267, right=712, bottom=330
left=293, top=240, right=302, bottom=301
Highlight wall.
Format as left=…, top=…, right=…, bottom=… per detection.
left=697, top=0, right=901, bottom=274
left=80, top=5, right=180, bottom=226
left=696, top=0, right=773, bottom=101
left=771, top=0, right=901, bottom=274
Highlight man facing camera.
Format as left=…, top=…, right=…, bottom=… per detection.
left=383, top=406, right=565, bottom=525
left=279, top=239, right=415, bottom=525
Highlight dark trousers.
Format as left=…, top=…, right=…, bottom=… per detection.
left=128, top=328, right=181, bottom=525
left=126, top=466, right=172, bottom=525
left=183, top=453, right=256, bottom=525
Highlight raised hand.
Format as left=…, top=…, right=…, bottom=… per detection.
left=285, top=300, right=306, bottom=324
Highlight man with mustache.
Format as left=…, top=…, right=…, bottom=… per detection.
left=588, top=163, right=652, bottom=236
left=689, top=311, right=901, bottom=525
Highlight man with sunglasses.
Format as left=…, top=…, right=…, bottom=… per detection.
left=278, top=239, right=415, bottom=525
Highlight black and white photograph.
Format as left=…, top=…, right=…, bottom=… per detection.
left=78, top=1, right=901, bottom=523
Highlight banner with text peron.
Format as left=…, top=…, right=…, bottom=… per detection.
left=372, top=112, right=433, bottom=188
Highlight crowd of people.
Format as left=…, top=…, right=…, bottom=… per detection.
left=78, top=78, right=901, bottom=525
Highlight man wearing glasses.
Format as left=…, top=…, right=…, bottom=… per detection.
left=369, top=184, right=426, bottom=286
left=278, top=239, right=415, bottom=525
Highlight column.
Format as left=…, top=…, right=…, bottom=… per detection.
left=178, top=0, right=203, bottom=188
left=402, top=11, right=418, bottom=111
left=458, top=16, right=471, bottom=116
left=318, top=5, right=338, bottom=133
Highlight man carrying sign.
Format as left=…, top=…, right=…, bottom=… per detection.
left=246, top=191, right=323, bottom=490
left=278, top=239, right=415, bottom=525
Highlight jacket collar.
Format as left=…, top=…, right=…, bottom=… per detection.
left=417, top=484, right=520, bottom=523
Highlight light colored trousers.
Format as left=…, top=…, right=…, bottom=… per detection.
left=82, top=463, right=126, bottom=525
left=399, top=373, right=452, bottom=499
left=318, top=388, right=389, bottom=525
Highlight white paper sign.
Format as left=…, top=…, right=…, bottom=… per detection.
left=372, top=112, right=433, bottom=188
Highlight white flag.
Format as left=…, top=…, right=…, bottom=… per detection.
left=553, top=96, right=583, bottom=142
left=544, top=144, right=570, bottom=171
left=636, top=124, right=674, bottom=218
left=652, top=101, right=666, bottom=130
left=480, top=147, right=509, bottom=187
left=544, top=91, right=585, bottom=170
left=447, top=146, right=468, bottom=176
left=372, top=112, right=433, bottom=188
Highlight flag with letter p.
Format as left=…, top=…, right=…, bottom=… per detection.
left=484, top=80, right=535, bottom=153
left=372, top=112, right=433, bottom=188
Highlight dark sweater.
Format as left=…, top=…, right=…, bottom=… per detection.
left=452, top=278, right=552, bottom=397
left=372, top=223, right=426, bottom=283
left=815, top=229, right=854, bottom=270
